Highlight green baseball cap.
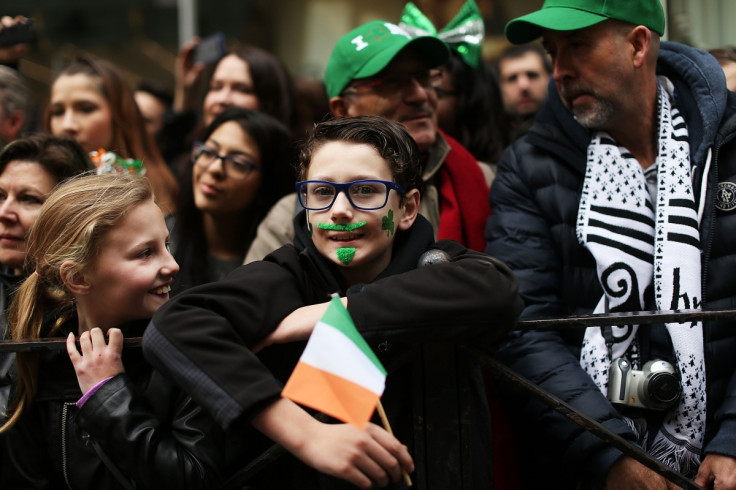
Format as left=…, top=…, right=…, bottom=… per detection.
left=325, top=20, right=450, bottom=98
left=505, top=0, right=665, bottom=45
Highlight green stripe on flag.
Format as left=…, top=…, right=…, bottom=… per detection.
left=323, top=296, right=387, bottom=376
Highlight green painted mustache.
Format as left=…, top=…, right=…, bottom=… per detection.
left=317, top=221, right=367, bottom=231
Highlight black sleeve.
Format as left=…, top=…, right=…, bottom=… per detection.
left=485, top=142, right=566, bottom=320
left=485, top=145, right=633, bottom=485
left=347, top=239, right=523, bottom=348
left=143, top=257, right=307, bottom=430
left=76, top=373, right=224, bottom=489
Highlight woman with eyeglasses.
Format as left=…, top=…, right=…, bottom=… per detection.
left=169, top=107, right=295, bottom=294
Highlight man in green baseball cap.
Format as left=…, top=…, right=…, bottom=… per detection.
left=486, top=1, right=736, bottom=489
left=244, top=19, right=494, bottom=263
left=325, top=20, right=448, bottom=154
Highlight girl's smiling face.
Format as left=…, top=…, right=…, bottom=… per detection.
left=78, top=199, right=179, bottom=331
left=305, top=141, right=418, bottom=285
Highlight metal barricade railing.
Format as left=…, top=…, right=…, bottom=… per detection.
left=1, top=308, right=733, bottom=489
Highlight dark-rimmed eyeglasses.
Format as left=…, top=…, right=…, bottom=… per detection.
left=341, top=68, right=443, bottom=96
left=191, top=142, right=260, bottom=180
left=295, top=180, right=405, bottom=211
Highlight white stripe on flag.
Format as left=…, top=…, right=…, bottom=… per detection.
left=300, top=320, right=386, bottom=396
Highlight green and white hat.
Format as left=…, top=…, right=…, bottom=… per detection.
left=325, top=20, right=449, bottom=98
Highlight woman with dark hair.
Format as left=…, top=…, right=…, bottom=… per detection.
left=434, top=51, right=510, bottom=165
left=45, top=56, right=179, bottom=213
left=161, top=41, right=299, bottom=175
left=202, top=46, right=297, bottom=131
left=171, top=107, right=295, bottom=293
left=399, top=0, right=510, bottom=166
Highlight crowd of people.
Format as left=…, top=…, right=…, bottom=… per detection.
left=0, top=0, right=735, bottom=488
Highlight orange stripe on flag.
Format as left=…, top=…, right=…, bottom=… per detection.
left=282, top=360, right=380, bottom=428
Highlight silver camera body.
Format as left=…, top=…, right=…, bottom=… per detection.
left=607, top=358, right=681, bottom=411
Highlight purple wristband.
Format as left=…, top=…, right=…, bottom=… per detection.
left=76, top=376, right=115, bottom=408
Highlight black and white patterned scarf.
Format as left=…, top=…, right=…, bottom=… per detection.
left=577, top=81, right=705, bottom=476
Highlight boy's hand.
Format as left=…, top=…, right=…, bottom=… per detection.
left=298, top=422, right=414, bottom=489
left=253, top=398, right=413, bottom=488
left=67, top=328, right=125, bottom=395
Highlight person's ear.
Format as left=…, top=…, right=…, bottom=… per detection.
left=329, top=96, right=350, bottom=117
left=59, top=260, right=91, bottom=296
left=628, top=25, right=652, bottom=69
left=397, top=188, right=420, bottom=231
left=0, top=109, right=24, bottom=142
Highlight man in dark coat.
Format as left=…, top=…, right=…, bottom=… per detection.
left=485, top=0, right=736, bottom=488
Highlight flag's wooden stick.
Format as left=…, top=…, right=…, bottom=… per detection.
left=376, top=400, right=412, bottom=487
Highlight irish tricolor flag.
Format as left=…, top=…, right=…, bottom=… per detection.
left=282, top=295, right=387, bottom=428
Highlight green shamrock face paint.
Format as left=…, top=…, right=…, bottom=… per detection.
left=381, top=209, right=395, bottom=236
left=317, top=221, right=367, bottom=231
left=336, top=247, right=356, bottom=264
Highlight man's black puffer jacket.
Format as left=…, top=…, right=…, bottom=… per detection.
left=485, top=41, right=736, bottom=487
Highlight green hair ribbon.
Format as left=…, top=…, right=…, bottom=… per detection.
left=399, top=0, right=485, bottom=68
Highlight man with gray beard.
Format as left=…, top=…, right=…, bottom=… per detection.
left=485, top=0, right=736, bottom=489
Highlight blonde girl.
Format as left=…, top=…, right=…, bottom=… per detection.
left=0, top=174, right=222, bottom=489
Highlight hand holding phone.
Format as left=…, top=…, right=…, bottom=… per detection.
left=0, top=17, right=37, bottom=47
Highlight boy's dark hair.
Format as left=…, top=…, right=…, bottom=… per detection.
left=297, top=115, right=424, bottom=197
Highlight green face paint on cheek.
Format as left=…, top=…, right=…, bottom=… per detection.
left=336, top=247, right=356, bottom=265
left=381, top=209, right=395, bottom=236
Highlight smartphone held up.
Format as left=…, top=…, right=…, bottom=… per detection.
left=193, top=32, right=226, bottom=65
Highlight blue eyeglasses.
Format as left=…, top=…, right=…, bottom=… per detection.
left=295, top=180, right=405, bottom=211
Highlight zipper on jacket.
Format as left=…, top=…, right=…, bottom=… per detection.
left=61, top=401, right=76, bottom=490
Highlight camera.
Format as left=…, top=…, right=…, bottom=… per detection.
left=607, top=358, right=681, bottom=411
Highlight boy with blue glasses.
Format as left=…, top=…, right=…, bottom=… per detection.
left=143, top=115, right=522, bottom=488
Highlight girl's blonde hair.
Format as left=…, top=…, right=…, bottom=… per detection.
left=0, top=173, right=154, bottom=431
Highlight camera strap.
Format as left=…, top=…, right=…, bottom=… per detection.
left=602, top=325, right=614, bottom=362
